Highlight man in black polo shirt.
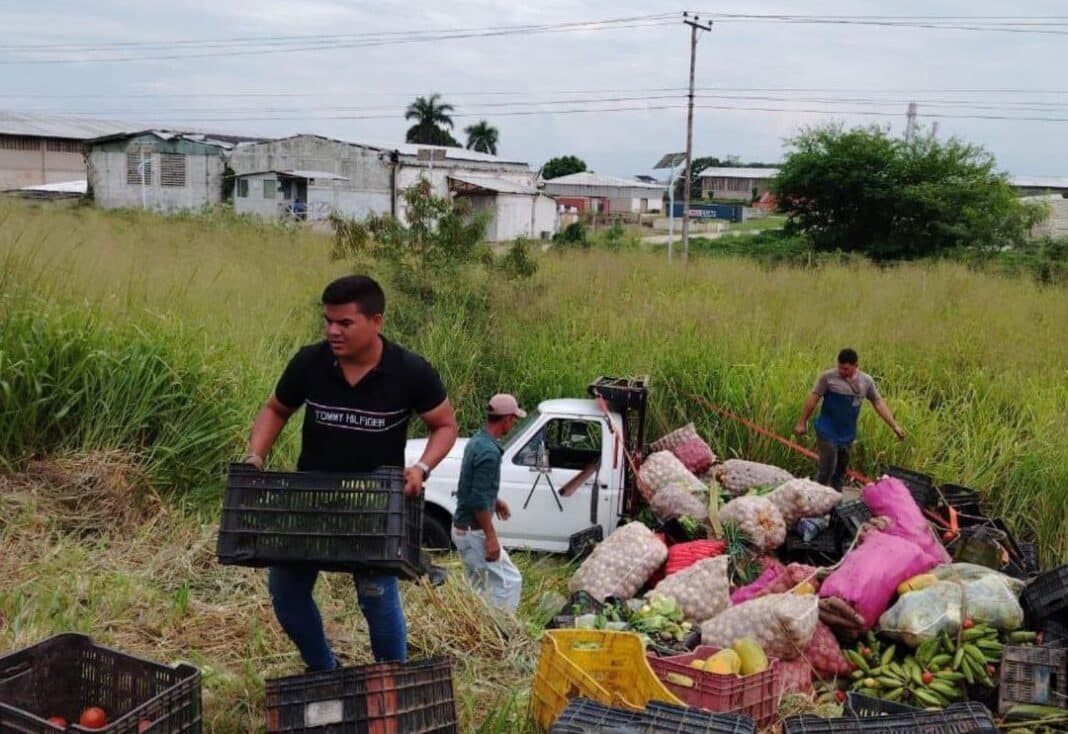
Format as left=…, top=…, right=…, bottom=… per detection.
left=243, top=274, right=458, bottom=669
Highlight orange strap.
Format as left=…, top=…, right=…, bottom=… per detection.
left=687, top=393, right=873, bottom=484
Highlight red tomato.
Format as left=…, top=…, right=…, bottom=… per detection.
left=138, top=719, right=153, bottom=732
left=962, top=618, right=975, bottom=629
left=921, top=671, right=934, bottom=685
left=835, top=690, right=846, bottom=703
left=46, top=716, right=67, bottom=728
left=79, top=707, right=107, bottom=729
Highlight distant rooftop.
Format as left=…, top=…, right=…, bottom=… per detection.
left=248, top=134, right=528, bottom=166
left=1011, top=175, right=1068, bottom=190
left=698, top=167, right=781, bottom=179
left=0, top=110, right=130, bottom=140
left=542, top=171, right=666, bottom=189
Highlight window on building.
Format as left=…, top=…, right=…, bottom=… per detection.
left=0, top=135, right=42, bottom=151
left=46, top=138, right=85, bottom=153
left=160, top=153, right=187, bottom=187
left=237, top=179, right=249, bottom=198
left=126, top=149, right=153, bottom=186
left=263, top=179, right=276, bottom=199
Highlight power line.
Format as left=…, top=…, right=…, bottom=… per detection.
left=88, top=102, right=1068, bottom=124
left=3, top=85, right=1066, bottom=101
left=0, top=15, right=677, bottom=64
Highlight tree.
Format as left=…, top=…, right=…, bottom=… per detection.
left=541, top=155, right=587, bottom=180
left=773, top=124, right=1042, bottom=259
left=463, top=120, right=499, bottom=155
left=405, top=94, right=460, bottom=147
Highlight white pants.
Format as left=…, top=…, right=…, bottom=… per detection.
left=451, top=525, right=523, bottom=614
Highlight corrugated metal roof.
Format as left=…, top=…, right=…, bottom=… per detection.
left=449, top=173, right=536, bottom=195
left=249, top=134, right=528, bottom=166
left=1012, top=175, right=1068, bottom=189
left=0, top=110, right=130, bottom=139
left=392, top=143, right=526, bottom=166
left=542, top=171, right=665, bottom=190
left=697, top=167, right=780, bottom=179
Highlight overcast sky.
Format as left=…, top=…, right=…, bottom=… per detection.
left=2, top=1, right=1065, bottom=177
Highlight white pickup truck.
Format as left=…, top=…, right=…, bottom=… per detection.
left=405, top=377, right=649, bottom=555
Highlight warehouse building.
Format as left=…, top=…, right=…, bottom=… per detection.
left=86, top=130, right=251, bottom=212
left=229, top=134, right=556, bottom=240
left=540, top=172, right=665, bottom=214
left=698, top=167, right=780, bottom=201
left=0, top=111, right=127, bottom=191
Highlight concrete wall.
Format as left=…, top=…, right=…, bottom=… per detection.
left=701, top=176, right=774, bottom=201
left=234, top=172, right=281, bottom=218
left=0, top=137, right=86, bottom=189
left=230, top=137, right=393, bottom=221
left=395, top=165, right=537, bottom=223
left=1031, top=196, right=1068, bottom=237
left=457, top=193, right=557, bottom=242
left=88, top=148, right=224, bottom=211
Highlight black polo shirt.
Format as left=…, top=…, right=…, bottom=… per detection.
left=274, top=337, right=447, bottom=472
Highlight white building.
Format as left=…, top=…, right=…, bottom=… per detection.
left=698, top=167, right=780, bottom=201
left=229, top=134, right=557, bottom=241
left=540, top=172, right=665, bottom=214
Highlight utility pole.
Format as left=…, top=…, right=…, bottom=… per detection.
left=681, top=12, right=712, bottom=262
left=905, top=102, right=917, bottom=143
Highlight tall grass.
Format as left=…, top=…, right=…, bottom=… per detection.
left=2, top=199, right=1067, bottom=560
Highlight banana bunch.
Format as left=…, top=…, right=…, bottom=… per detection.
left=841, top=625, right=1037, bottom=709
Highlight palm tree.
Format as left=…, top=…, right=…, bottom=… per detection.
left=405, top=94, right=456, bottom=145
left=464, top=120, right=499, bottom=155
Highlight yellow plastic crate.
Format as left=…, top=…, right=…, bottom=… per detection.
left=530, top=629, right=682, bottom=731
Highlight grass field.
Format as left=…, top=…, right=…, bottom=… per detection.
left=2, top=199, right=1067, bottom=731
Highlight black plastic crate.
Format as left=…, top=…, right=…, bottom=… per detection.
left=844, top=692, right=919, bottom=717
left=1024, top=565, right=1068, bottom=625
left=998, top=644, right=1068, bottom=714
left=937, top=484, right=987, bottom=526
left=217, top=463, right=424, bottom=580
left=646, top=627, right=702, bottom=658
left=0, top=633, right=201, bottom=733
left=1041, top=616, right=1068, bottom=648
left=878, top=465, right=936, bottom=508
left=831, top=499, right=873, bottom=548
left=781, top=526, right=842, bottom=566
left=265, top=657, right=457, bottom=733
left=783, top=701, right=998, bottom=733
left=550, top=697, right=756, bottom=734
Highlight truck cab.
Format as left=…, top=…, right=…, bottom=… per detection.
left=406, top=377, right=647, bottom=555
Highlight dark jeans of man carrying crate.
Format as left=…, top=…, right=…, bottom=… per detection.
left=243, top=276, right=459, bottom=670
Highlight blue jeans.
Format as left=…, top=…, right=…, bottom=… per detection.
left=267, top=567, right=406, bottom=671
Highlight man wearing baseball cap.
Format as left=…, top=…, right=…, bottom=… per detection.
left=451, top=393, right=526, bottom=612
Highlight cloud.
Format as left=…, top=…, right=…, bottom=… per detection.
left=1, top=0, right=1064, bottom=175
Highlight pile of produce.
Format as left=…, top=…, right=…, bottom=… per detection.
left=546, top=419, right=1065, bottom=732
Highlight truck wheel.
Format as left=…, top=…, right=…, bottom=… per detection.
left=422, top=513, right=452, bottom=551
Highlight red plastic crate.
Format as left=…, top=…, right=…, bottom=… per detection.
left=647, top=645, right=781, bottom=728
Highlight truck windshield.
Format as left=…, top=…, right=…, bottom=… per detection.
left=500, top=409, right=540, bottom=452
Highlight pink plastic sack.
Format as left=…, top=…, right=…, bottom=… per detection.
left=805, top=623, right=852, bottom=679
left=863, top=476, right=952, bottom=565
left=730, top=558, right=786, bottom=605
left=672, top=437, right=716, bottom=476
left=778, top=658, right=814, bottom=696
left=819, top=530, right=940, bottom=630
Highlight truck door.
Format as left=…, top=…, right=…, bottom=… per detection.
left=496, top=415, right=612, bottom=551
